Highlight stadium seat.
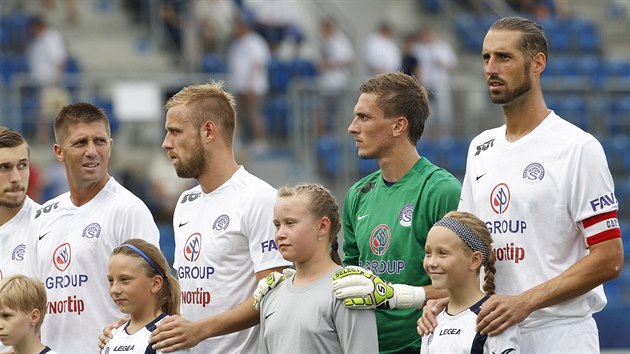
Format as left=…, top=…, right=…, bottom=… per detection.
left=315, top=135, right=341, bottom=177
left=267, top=58, right=291, bottom=93
left=605, top=96, right=630, bottom=137
left=557, top=95, right=589, bottom=130
left=201, top=53, right=226, bottom=74
left=263, top=96, right=290, bottom=138
left=290, top=58, right=318, bottom=79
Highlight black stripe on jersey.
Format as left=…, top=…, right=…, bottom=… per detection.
left=470, top=295, right=491, bottom=354
left=39, top=346, right=53, bottom=354
left=146, top=312, right=168, bottom=332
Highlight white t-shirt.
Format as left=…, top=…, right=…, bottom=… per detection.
left=319, top=30, right=354, bottom=91
left=28, top=177, right=160, bottom=353
left=27, top=28, right=67, bottom=86
left=0, top=197, right=39, bottom=279
left=227, top=32, right=270, bottom=95
left=173, top=167, right=291, bottom=354
left=459, top=111, right=620, bottom=328
left=421, top=295, right=519, bottom=354
left=364, top=32, right=401, bottom=75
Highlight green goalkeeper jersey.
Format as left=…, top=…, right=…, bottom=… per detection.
left=343, top=157, right=461, bottom=354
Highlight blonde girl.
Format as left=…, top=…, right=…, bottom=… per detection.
left=258, top=183, right=378, bottom=353
left=420, top=211, right=519, bottom=353
left=101, top=238, right=180, bottom=354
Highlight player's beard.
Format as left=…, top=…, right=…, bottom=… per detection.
left=0, top=191, right=26, bottom=208
left=489, top=62, right=532, bottom=105
left=175, top=139, right=207, bottom=179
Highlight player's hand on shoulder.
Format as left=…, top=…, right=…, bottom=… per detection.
left=417, top=298, right=448, bottom=336
left=149, top=315, right=201, bottom=353
left=253, top=268, right=295, bottom=310
left=98, top=318, right=127, bottom=349
left=476, top=294, right=529, bottom=336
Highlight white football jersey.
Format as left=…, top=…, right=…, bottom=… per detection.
left=0, top=196, right=40, bottom=353
left=101, top=313, right=187, bottom=354
left=459, top=111, right=620, bottom=328
left=0, top=197, right=39, bottom=279
left=421, top=295, right=519, bottom=354
left=28, top=178, right=160, bottom=353
left=173, top=167, right=291, bottom=354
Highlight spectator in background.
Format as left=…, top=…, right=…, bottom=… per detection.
left=191, top=0, right=236, bottom=56
left=364, top=22, right=401, bottom=76
left=227, top=15, right=271, bottom=154
left=413, top=26, right=457, bottom=137
left=26, top=16, right=69, bottom=143
left=402, top=32, right=420, bottom=79
left=318, top=19, right=354, bottom=136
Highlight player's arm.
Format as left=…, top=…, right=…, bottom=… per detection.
left=150, top=267, right=286, bottom=353
left=477, top=235, right=623, bottom=336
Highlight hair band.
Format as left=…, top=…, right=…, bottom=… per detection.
left=120, top=244, right=166, bottom=279
left=433, top=217, right=489, bottom=266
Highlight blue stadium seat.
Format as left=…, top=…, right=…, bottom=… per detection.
left=315, top=135, right=341, bottom=177
left=267, top=58, right=291, bottom=93
left=605, top=96, right=630, bottom=137
left=263, top=96, right=290, bottom=138
left=201, top=53, right=226, bottom=74
left=290, top=58, right=318, bottom=79
left=557, top=95, right=589, bottom=130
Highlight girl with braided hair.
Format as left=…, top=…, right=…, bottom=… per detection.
left=258, top=183, right=378, bottom=353
left=420, top=211, right=520, bottom=354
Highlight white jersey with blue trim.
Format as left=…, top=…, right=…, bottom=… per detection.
left=28, top=177, right=160, bottom=353
left=0, top=197, right=40, bottom=278
left=421, top=295, right=519, bottom=354
left=101, top=313, right=187, bottom=354
left=459, top=111, right=619, bottom=327
left=173, top=166, right=291, bottom=354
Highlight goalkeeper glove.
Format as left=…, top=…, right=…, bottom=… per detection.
left=253, top=268, right=296, bottom=310
left=331, top=266, right=425, bottom=310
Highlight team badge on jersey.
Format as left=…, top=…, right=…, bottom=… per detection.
left=11, top=244, right=25, bottom=261
left=398, top=204, right=414, bottom=227
left=490, top=183, right=510, bottom=214
left=53, top=243, right=71, bottom=272
left=184, top=233, right=202, bottom=262
left=522, top=162, right=545, bottom=184
left=213, top=214, right=230, bottom=231
left=82, top=223, right=101, bottom=239
left=370, top=224, right=391, bottom=256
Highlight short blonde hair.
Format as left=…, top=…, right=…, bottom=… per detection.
left=0, top=275, right=48, bottom=331
left=164, top=81, right=236, bottom=146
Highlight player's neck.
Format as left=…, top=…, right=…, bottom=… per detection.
left=197, top=155, right=239, bottom=194
left=0, top=203, right=23, bottom=226
left=379, top=145, right=420, bottom=183
left=69, top=174, right=110, bottom=207
left=128, top=310, right=163, bottom=334
left=11, top=333, right=45, bottom=354
left=446, top=286, right=485, bottom=315
left=502, top=93, right=549, bottom=143
left=293, top=255, right=338, bottom=287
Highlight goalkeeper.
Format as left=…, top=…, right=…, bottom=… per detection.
left=254, top=72, right=461, bottom=354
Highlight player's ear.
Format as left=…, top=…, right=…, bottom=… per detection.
left=30, top=308, right=41, bottom=327
left=469, top=251, right=483, bottom=271
left=53, top=144, right=63, bottom=162
left=392, top=116, right=408, bottom=137
left=151, top=274, right=164, bottom=294
left=201, top=120, right=216, bottom=143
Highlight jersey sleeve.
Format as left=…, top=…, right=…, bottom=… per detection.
left=243, top=188, right=290, bottom=273
left=487, top=324, right=520, bottom=354
left=117, top=204, right=160, bottom=247
left=420, top=335, right=430, bottom=354
left=333, top=294, right=379, bottom=353
left=425, top=176, right=462, bottom=224
left=342, top=188, right=359, bottom=266
left=458, top=141, right=476, bottom=213
left=571, top=140, right=621, bottom=245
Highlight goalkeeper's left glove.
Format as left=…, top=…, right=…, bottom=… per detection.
left=331, top=266, right=426, bottom=310
left=253, top=268, right=296, bottom=310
